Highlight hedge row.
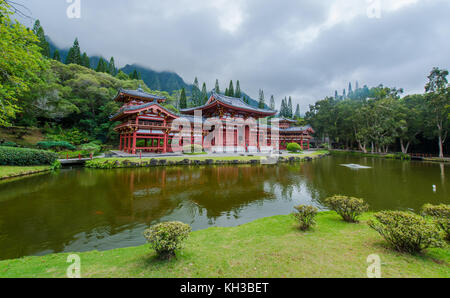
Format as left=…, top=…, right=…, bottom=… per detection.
left=0, top=146, right=58, bottom=166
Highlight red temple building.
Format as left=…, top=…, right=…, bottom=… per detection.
left=111, top=88, right=314, bottom=154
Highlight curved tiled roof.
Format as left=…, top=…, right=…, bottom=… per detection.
left=110, top=102, right=177, bottom=120
left=114, top=87, right=166, bottom=102
left=180, top=91, right=277, bottom=115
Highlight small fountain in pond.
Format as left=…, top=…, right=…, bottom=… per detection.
left=341, top=164, right=372, bottom=170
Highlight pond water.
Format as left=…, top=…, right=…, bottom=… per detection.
left=0, top=156, right=448, bottom=260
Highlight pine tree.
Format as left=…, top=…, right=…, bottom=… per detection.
left=52, top=49, right=61, bottom=62
left=108, top=57, right=116, bottom=75
left=228, top=80, right=234, bottom=97
left=225, top=88, right=229, bottom=96
left=66, top=38, right=82, bottom=65
left=270, top=95, right=275, bottom=110
left=258, top=89, right=265, bottom=109
left=343, top=89, right=346, bottom=98
left=201, top=82, right=208, bottom=104
left=81, top=53, right=90, bottom=68
left=179, top=88, right=187, bottom=109
left=280, top=98, right=286, bottom=117
left=288, top=96, right=293, bottom=118
left=192, top=77, right=201, bottom=106
left=32, top=20, right=50, bottom=58
left=348, top=82, right=353, bottom=95
left=215, top=79, right=220, bottom=93
left=335, top=90, right=338, bottom=99
left=235, top=80, right=241, bottom=98
left=96, top=58, right=107, bottom=73
left=294, top=104, right=301, bottom=119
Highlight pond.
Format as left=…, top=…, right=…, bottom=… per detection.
left=0, top=156, right=448, bottom=260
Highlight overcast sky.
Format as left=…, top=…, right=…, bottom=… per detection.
left=16, top=0, right=450, bottom=112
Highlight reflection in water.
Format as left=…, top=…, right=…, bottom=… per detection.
left=0, top=156, right=448, bottom=260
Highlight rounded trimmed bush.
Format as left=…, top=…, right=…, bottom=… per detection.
left=287, top=142, right=302, bottom=153
left=369, top=211, right=445, bottom=253
left=293, top=205, right=318, bottom=231
left=324, top=195, right=369, bottom=223
left=144, top=221, right=192, bottom=259
left=422, top=204, right=450, bottom=241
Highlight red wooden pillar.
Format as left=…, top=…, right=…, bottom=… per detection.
left=132, top=131, right=137, bottom=154
left=307, top=139, right=310, bottom=150
left=119, top=134, right=122, bottom=151
left=163, top=132, right=168, bottom=153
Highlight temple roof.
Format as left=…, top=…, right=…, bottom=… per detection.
left=180, top=92, right=277, bottom=116
left=110, top=102, right=177, bottom=121
left=281, top=125, right=314, bottom=132
left=113, top=87, right=166, bottom=102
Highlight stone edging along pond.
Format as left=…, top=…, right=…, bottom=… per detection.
left=85, top=152, right=331, bottom=169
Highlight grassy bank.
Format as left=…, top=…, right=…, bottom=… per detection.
left=1, top=212, right=448, bottom=278
left=0, top=165, right=51, bottom=180
left=85, top=151, right=330, bottom=169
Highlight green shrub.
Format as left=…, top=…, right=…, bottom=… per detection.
left=1, top=141, right=17, bottom=147
left=369, top=211, right=445, bottom=253
left=37, top=141, right=76, bottom=151
left=324, top=195, right=369, bottom=223
left=287, top=143, right=302, bottom=153
left=182, top=144, right=203, bottom=153
left=422, top=204, right=450, bottom=241
left=292, top=205, right=318, bottom=231
left=0, top=146, right=58, bottom=166
left=80, top=142, right=101, bottom=153
left=144, top=221, right=192, bottom=259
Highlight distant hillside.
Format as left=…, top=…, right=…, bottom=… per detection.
left=120, top=64, right=189, bottom=94
left=47, top=37, right=268, bottom=109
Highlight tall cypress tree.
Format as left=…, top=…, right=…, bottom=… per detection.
left=108, top=57, right=116, bottom=75
left=294, top=104, right=301, bottom=119
left=179, top=88, right=187, bottom=109
left=270, top=95, right=275, bottom=110
left=228, top=80, right=234, bottom=97
left=52, top=49, right=61, bottom=62
left=280, top=98, right=286, bottom=117
left=201, top=82, right=208, bottom=104
left=32, top=20, right=50, bottom=58
left=235, top=80, right=241, bottom=98
left=288, top=96, right=293, bottom=118
left=215, top=79, right=220, bottom=93
left=258, top=89, right=265, bottom=109
left=81, top=53, right=90, bottom=68
left=66, top=38, right=82, bottom=65
left=192, top=77, right=200, bottom=106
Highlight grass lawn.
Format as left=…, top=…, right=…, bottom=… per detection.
left=0, top=165, right=50, bottom=180
left=1, top=212, right=448, bottom=278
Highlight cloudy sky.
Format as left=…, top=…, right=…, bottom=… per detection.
left=16, top=0, right=450, bottom=112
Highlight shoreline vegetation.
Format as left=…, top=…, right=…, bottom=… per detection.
left=330, top=149, right=450, bottom=162
left=0, top=212, right=448, bottom=278
left=85, top=151, right=330, bottom=169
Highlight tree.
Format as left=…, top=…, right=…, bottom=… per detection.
left=215, top=79, right=220, bottom=93
left=32, top=20, right=50, bottom=58
left=179, top=88, right=187, bottom=109
left=108, top=57, right=116, bottom=75
left=288, top=96, right=293, bottom=118
left=65, top=38, right=82, bottom=65
left=348, top=82, right=353, bottom=96
left=96, top=58, right=108, bottom=73
left=81, top=52, right=90, bottom=68
left=192, top=77, right=201, bottom=106
left=258, top=89, right=265, bottom=109
left=269, top=95, right=275, bottom=111
left=0, top=1, right=48, bottom=126
left=116, top=70, right=129, bottom=80
left=52, top=49, right=61, bottom=62
left=227, top=80, right=234, bottom=97
left=294, top=104, right=301, bottom=119
left=201, top=82, right=208, bottom=105
left=424, top=67, right=450, bottom=158
left=396, top=95, right=426, bottom=153
left=235, top=80, right=241, bottom=98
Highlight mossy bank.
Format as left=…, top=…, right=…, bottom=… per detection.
left=85, top=151, right=330, bottom=169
